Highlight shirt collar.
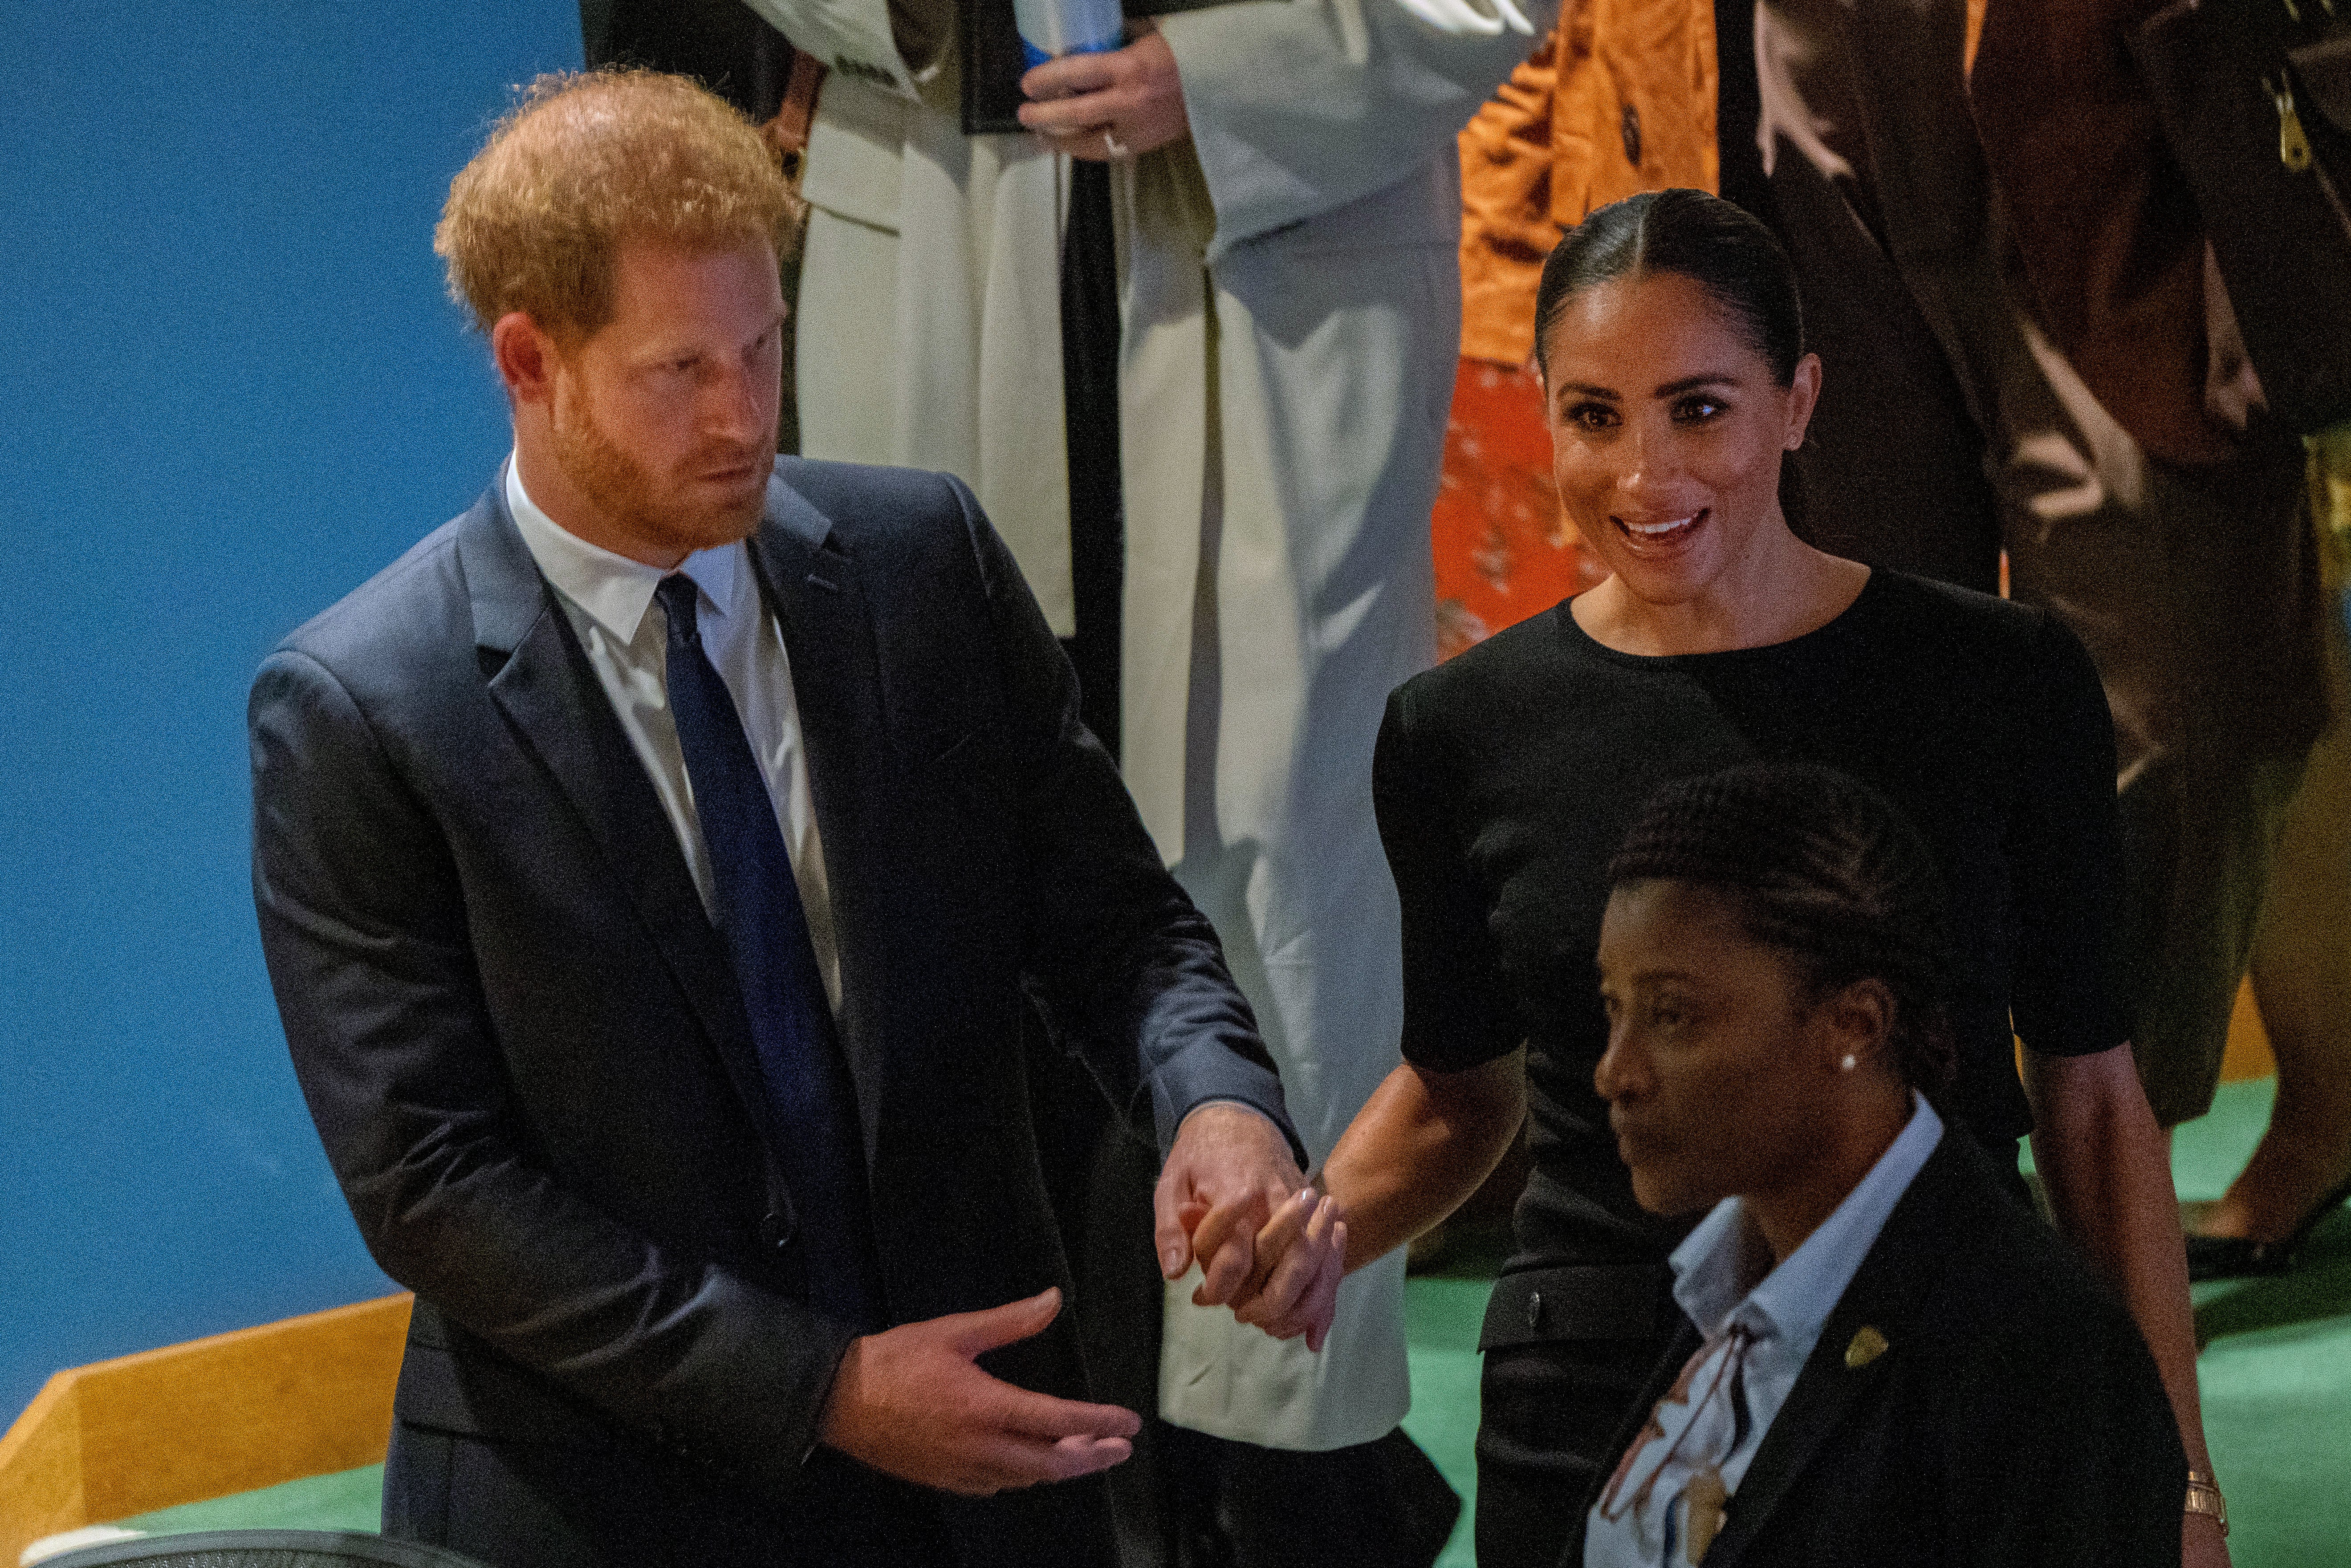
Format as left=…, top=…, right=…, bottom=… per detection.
left=1670, top=1095, right=1945, bottom=1346
left=504, top=452, right=746, bottom=642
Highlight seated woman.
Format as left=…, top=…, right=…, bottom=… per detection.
left=1228, top=187, right=2222, bottom=1568
left=1581, top=761, right=2184, bottom=1568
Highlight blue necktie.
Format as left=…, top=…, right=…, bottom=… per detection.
left=656, top=572, right=879, bottom=1330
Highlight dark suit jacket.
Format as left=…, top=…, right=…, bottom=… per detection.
left=250, top=458, right=1294, bottom=1562
left=1566, top=1130, right=2186, bottom=1568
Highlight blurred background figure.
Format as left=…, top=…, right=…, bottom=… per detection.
left=2199, top=437, right=2351, bottom=1275
left=1711, top=0, right=2327, bottom=1186
left=1969, top=0, right=2351, bottom=1277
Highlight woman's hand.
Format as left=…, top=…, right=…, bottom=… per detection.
left=1016, top=24, right=1188, bottom=162
left=1228, top=1185, right=1349, bottom=1350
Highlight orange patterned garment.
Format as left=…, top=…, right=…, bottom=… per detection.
left=1433, top=359, right=1607, bottom=661
left=1438, top=0, right=1715, bottom=656
left=1457, top=0, right=1718, bottom=367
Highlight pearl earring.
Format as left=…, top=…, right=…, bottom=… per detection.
left=1839, top=1054, right=1857, bottom=1072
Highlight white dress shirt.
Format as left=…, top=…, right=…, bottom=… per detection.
left=1586, top=1096, right=1945, bottom=1568
left=504, top=455, right=844, bottom=1011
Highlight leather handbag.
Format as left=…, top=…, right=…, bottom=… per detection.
left=759, top=51, right=826, bottom=454
left=2134, top=0, right=2351, bottom=432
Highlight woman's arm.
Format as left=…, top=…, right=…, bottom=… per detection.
left=1321, top=1049, right=1527, bottom=1271
left=2024, top=1042, right=2229, bottom=1568
left=1223, top=1051, right=1523, bottom=1338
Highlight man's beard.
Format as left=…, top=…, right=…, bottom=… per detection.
left=550, top=378, right=773, bottom=559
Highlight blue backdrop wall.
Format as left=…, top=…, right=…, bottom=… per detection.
left=2, top=1, right=584, bottom=1422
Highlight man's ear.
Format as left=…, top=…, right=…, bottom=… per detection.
left=491, top=312, right=558, bottom=406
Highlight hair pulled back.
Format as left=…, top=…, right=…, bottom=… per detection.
left=1533, top=188, right=1806, bottom=385
left=1608, top=762, right=1957, bottom=1095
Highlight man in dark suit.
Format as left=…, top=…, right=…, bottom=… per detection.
left=249, top=69, right=1337, bottom=1568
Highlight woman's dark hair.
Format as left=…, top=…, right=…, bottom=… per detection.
left=1533, top=188, right=1805, bottom=385
left=1607, top=762, right=1958, bottom=1095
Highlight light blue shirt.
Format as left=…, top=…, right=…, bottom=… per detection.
left=1585, top=1096, right=1944, bottom=1567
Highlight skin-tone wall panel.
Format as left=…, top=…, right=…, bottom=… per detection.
left=0, top=1294, right=411, bottom=1563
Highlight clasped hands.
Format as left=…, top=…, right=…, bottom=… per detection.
left=819, top=1103, right=1346, bottom=1495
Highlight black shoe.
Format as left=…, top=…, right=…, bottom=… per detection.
left=2185, top=1170, right=2351, bottom=1280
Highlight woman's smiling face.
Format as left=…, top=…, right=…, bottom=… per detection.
left=1541, top=269, right=1819, bottom=611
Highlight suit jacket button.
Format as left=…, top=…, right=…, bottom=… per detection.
left=1526, top=1290, right=1544, bottom=1332
left=762, top=1209, right=794, bottom=1249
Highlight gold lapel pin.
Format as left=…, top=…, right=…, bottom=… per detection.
left=1844, top=1325, right=1890, bottom=1369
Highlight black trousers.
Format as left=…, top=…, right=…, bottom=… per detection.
left=1469, top=1336, right=1673, bottom=1568
left=382, top=1421, right=954, bottom=1568
left=1159, top=1422, right=1461, bottom=1568
left=1026, top=1052, right=1460, bottom=1568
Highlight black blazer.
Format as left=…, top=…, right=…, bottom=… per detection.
left=1568, top=1131, right=2186, bottom=1568
left=250, top=459, right=1293, bottom=1560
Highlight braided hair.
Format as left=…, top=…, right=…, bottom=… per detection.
left=1607, top=763, right=1958, bottom=1094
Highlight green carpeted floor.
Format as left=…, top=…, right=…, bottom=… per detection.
left=103, top=1078, right=2350, bottom=1564
left=114, top=1463, right=385, bottom=1536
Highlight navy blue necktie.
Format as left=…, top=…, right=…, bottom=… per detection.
left=656, top=572, right=879, bottom=1329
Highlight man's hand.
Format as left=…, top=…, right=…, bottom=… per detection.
left=1016, top=25, right=1188, bottom=162
left=1155, top=1102, right=1305, bottom=1312
left=819, top=1288, right=1140, bottom=1495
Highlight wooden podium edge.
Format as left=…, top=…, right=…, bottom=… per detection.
left=0, top=1293, right=412, bottom=1562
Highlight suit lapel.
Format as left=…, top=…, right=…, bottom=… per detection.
left=746, top=474, right=885, bottom=838
left=1704, top=1133, right=1971, bottom=1568
left=746, top=476, right=892, bottom=1137
left=455, top=485, right=789, bottom=1159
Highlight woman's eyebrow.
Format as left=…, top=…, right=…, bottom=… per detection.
left=1557, top=381, right=1621, bottom=399
left=1652, top=374, right=1740, bottom=397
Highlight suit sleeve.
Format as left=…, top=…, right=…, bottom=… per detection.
left=736, top=0, right=925, bottom=100
left=250, top=649, right=854, bottom=1495
left=1159, top=0, right=1562, bottom=259
left=1928, top=1287, right=2186, bottom=1567
left=942, top=477, right=1305, bottom=1162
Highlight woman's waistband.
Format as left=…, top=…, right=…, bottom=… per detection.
left=1478, top=1262, right=1681, bottom=1352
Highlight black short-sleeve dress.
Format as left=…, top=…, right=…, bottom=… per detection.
left=1373, top=569, right=2130, bottom=1568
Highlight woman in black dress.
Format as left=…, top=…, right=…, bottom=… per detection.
left=1235, top=190, right=2223, bottom=1568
